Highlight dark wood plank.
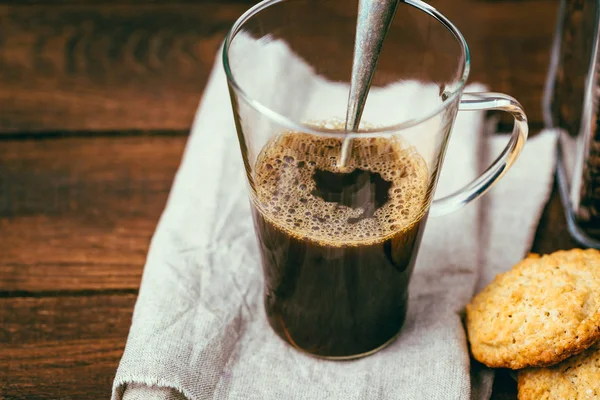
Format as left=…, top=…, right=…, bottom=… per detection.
left=432, top=0, right=557, bottom=127
left=0, top=294, right=136, bottom=400
left=0, top=135, right=186, bottom=293
left=1, top=294, right=136, bottom=344
left=0, top=2, right=248, bottom=133
left=0, top=0, right=556, bottom=133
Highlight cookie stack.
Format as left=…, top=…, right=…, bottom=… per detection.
left=466, top=249, right=600, bottom=399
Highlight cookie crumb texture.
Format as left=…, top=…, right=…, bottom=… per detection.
left=518, top=342, right=600, bottom=400
left=466, top=249, right=600, bottom=369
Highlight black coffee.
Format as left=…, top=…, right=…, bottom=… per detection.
left=251, top=130, right=430, bottom=358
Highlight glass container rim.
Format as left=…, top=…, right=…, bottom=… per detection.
left=222, top=0, right=471, bottom=138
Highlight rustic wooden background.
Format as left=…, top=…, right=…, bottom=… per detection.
left=0, top=0, right=578, bottom=399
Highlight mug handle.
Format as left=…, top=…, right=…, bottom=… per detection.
left=430, top=92, right=529, bottom=217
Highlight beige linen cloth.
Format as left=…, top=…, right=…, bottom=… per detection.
left=112, top=37, right=557, bottom=400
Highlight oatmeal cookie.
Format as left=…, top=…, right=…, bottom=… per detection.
left=466, top=249, right=600, bottom=369
left=518, top=342, right=600, bottom=400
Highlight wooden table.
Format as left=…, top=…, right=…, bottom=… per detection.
left=0, top=0, right=580, bottom=398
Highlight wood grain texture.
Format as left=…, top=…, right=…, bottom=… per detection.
left=434, top=0, right=557, bottom=127
left=0, top=295, right=136, bottom=400
left=0, top=0, right=556, bottom=133
left=0, top=135, right=186, bottom=293
left=0, top=2, right=247, bottom=133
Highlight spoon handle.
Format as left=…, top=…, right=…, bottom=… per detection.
left=341, top=0, right=399, bottom=166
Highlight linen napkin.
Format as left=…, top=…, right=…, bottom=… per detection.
left=112, top=37, right=557, bottom=400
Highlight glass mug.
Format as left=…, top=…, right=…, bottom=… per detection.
left=224, top=0, right=528, bottom=359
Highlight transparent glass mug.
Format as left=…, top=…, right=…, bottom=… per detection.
left=224, top=0, right=528, bottom=359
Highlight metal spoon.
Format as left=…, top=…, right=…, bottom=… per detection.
left=339, top=0, right=399, bottom=168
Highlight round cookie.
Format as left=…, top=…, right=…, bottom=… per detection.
left=466, top=249, right=600, bottom=369
left=518, top=342, right=600, bottom=400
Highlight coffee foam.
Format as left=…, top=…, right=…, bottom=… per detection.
left=253, top=127, right=430, bottom=246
